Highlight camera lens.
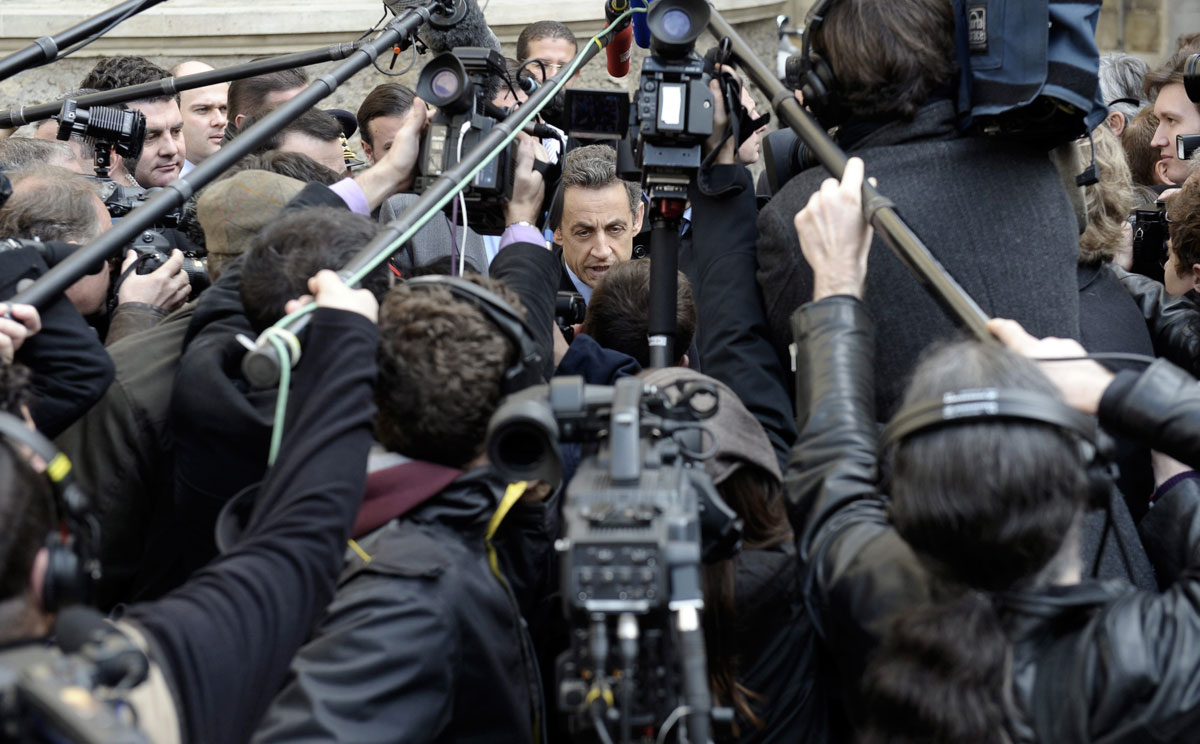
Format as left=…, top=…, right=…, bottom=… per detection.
left=659, top=8, right=692, bottom=40
left=430, top=69, right=460, bottom=100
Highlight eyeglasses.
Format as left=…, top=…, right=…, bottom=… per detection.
left=532, top=60, right=566, bottom=75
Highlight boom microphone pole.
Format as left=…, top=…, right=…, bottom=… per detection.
left=10, top=0, right=451, bottom=311
left=705, top=5, right=993, bottom=343
left=0, top=41, right=369, bottom=129
left=0, top=0, right=168, bottom=83
left=240, top=41, right=604, bottom=387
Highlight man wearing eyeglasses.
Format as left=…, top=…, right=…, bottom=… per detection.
left=516, top=20, right=581, bottom=86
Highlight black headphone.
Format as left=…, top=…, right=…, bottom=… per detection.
left=405, top=275, right=545, bottom=395
left=0, top=412, right=98, bottom=612
left=796, top=0, right=845, bottom=127
left=880, top=388, right=1116, bottom=510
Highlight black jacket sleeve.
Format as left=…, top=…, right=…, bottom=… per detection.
left=685, top=164, right=796, bottom=470
left=786, top=296, right=930, bottom=719
left=489, top=242, right=561, bottom=380
left=1114, top=266, right=1200, bottom=376
left=1099, top=359, right=1200, bottom=469
left=0, top=247, right=115, bottom=437
left=125, top=307, right=378, bottom=744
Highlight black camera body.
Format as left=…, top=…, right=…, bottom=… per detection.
left=488, top=375, right=741, bottom=743
left=631, top=55, right=713, bottom=201
left=415, top=47, right=517, bottom=235
left=1131, top=201, right=1168, bottom=284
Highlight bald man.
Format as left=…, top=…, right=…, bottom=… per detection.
left=172, top=60, right=229, bottom=176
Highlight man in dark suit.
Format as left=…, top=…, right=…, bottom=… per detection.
left=756, top=0, right=1082, bottom=421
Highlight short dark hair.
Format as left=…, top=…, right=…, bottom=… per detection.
left=813, top=0, right=957, bottom=120
left=551, top=144, right=641, bottom=230
left=227, top=68, right=309, bottom=124
left=233, top=108, right=342, bottom=154
left=517, top=20, right=577, bottom=61
left=1143, top=35, right=1200, bottom=105
left=356, top=84, right=415, bottom=148
left=222, top=150, right=343, bottom=186
left=79, top=56, right=175, bottom=105
left=1168, top=176, right=1200, bottom=278
left=239, top=207, right=389, bottom=334
left=584, top=259, right=695, bottom=367
left=0, top=168, right=102, bottom=244
left=375, top=275, right=525, bottom=468
left=0, top=138, right=76, bottom=173
left=1121, top=106, right=1161, bottom=188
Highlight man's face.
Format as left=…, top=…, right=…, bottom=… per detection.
left=129, top=99, right=185, bottom=188
left=554, top=182, right=643, bottom=288
left=234, top=86, right=305, bottom=128
left=1164, top=237, right=1200, bottom=297
left=179, top=83, right=228, bottom=165
left=1151, top=83, right=1200, bottom=186
left=278, top=131, right=346, bottom=175
left=525, top=37, right=578, bottom=84
left=63, top=197, right=112, bottom=316
left=362, top=114, right=408, bottom=165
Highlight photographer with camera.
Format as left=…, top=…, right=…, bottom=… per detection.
left=787, top=154, right=1200, bottom=742
left=756, top=0, right=1082, bottom=422
left=0, top=166, right=191, bottom=345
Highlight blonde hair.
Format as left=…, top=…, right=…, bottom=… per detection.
left=1077, top=126, right=1137, bottom=265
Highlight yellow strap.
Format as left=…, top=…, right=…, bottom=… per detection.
left=486, top=481, right=527, bottom=580
left=347, top=538, right=372, bottom=564
left=46, top=452, right=72, bottom=484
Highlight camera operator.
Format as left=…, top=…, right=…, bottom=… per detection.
left=756, top=0, right=1082, bottom=421
left=0, top=269, right=382, bottom=744
left=80, top=56, right=186, bottom=189
left=0, top=167, right=190, bottom=345
left=788, top=156, right=1200, bottom=742
left=1145, top=41, right=1200, bottom=187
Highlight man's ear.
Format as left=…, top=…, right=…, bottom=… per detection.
left=679, top=352, right=690, bottom=368
left=553, top=225, right=564, bottom=247
left=1189, top=262, right=1200, bottom=293
left=234, top=113, right=246, bottom=128
left=29, top=547, right=48, bottom=610
left=632, top=200, right=644, bottom=233
left=361, top=140, right=375, bottom=165
left=1105, top=110, right=1126, bottom=137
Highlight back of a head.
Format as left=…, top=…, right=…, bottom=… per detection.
left=1167, top=175, right=1200, bottom=277
left=227, top=68, right=309, bottom=125
left=860, top=340, right=1088, bottom=744
left=812, top=0, right=957, bottom=121
left=516, top=20, right=577, bottom=61
left=1121, top=106, right=1162, bottom=188
left=235, top=108, right=341, bottom=154
left=0, top=138, right=77, bottom=174
left=355, top=84, right=415, bottom=149
left=239, top=207, right=388, bottom=333
left=80, top=56, right=173, bottom=104
left=375, top=276, right=524, bottom=469
left=1077, top=125, right=1137, bottom=265
left=1143, top=36, right=1200, bottom=102
left=222, top=150, right=342, bottom=186
left=0, top=167, right=102, bottom=244
left=584, top=259, right=695, bottom=367
left=1099, top=53, right=1149, bottom=123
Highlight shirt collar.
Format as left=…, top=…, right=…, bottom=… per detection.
left=564, top=262, right=593, bottom=304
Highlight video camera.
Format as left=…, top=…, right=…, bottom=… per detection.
left=414, top=47, right=520, bottom=235
left=488, top=375, right=742, bottom=744
left=1131, top=200, right=1168, bottom=284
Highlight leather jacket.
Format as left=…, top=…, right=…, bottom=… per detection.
left=787, top=295, right=1200, bottom=742
left=1114, top=266, right=1200, bottom=376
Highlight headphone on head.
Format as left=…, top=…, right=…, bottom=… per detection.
left=880, top=388, right=1116, bottom=510
left=0, top=412, right=97, bottom=612
left=405, top=275, right=545, bottom=395
left=796, top=0, right=846, bottom=127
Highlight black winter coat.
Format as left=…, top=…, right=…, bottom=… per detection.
left=789, top=294, right=1200, bottom=742
left=757, top=100, right=1082, bottom=420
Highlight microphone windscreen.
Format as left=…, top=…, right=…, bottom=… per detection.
left=55, top=606, right=112, bottom=655
left=420, top=0, right=501, bottom=54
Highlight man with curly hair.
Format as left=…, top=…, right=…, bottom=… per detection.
left=254, top=275, right=552, bottom=744
left=81, top=56, right=185, bottom=188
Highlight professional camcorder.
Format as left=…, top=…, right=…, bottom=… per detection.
left=414, top=47, right=520, bottom=235
left=488, top=376, right=742, bottom=744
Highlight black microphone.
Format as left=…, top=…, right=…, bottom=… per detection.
left=383, top=0, right=499, bottom=53
left=56, top=606, right=150, bottom=689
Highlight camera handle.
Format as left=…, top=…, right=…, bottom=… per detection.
left=647, top=196, right=687, bottom=369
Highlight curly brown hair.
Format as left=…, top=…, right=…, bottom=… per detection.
left=375, top=276, right=526, bottom=469
left=1077, top=126, right=1137, bottom=265
left=1168, top=175, right=1200, bottom=279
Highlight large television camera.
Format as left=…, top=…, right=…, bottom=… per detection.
left=414, top=47, right=520, bottom=235
left=487, top=375, right=742, bottom=744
